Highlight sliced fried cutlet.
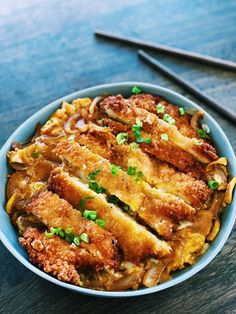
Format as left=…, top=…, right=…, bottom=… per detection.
left=26, top=191, right=120, bottom=269
left=129, top=93, right=198, bottom=138
left=54, top=141, right=196, bottom=238
left=75, top=129, right=211, bottom=209
left=19, top=227, right=81, bottom=284
left=48, top=168, right=172, bottom=263
left=101, top=95, right=218, bottom=164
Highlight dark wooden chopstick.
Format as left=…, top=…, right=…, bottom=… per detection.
left=138, top=50, right=236, bottom=124
left=95, top=30, right=236, bottom=72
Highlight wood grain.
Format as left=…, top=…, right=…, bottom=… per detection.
left=0, top=0, right=236, bottom=313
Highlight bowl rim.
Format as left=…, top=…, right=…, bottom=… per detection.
left=0, top=81, right=235, bottom=298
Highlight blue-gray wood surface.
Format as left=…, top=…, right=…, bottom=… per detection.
left=0, top=1, right=235, bottom=313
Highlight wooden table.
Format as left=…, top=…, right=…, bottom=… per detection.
left=0, top=1, right=235, bottom=313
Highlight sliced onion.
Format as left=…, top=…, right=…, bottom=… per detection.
left=109, top=271, right=142, bottom=291
left=190, top=111, right=204, bottom=130
left=89, top=96, right=102, bottom=115
left=143, top=261, right=166, bottom=287
left=64, top=113, right=81, bottom=134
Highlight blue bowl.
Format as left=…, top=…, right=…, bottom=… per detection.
left=0, top=82, right=235, bottom=297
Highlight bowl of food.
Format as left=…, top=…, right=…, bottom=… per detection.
left=0, top=82, right=235, bottom=297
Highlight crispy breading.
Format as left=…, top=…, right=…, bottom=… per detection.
left=26, top=191, right=120, bottom=269
left=55, top=141, right=197, bottom=238
left=75, top=129, right=211, bottom=208
left=129, top=93, right=198, bottom=138
left=101, top=95, right=218, bottom=164
left=48, top=168, right=172, bottom=262
left=19, top=227, right=81, bottom=284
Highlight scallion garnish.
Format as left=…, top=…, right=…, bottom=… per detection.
left=73, top=236, right=80, bottom=246
left=32, top=151, right=40, bottom=158
left=45, top=227, right=56, bottom=238
left=179, top=107, right=185, bottom=116
left=134, top=171, right=144, bottom=182
left=163, top=113, right=175, bottom=125
left=65, top=228, right=72, bottom=234
left=83, top=210, right=97, bottom=220
left=68, top=134, right=75, bottom=141
left=95, top=219, right=106, bottom=228
left=107, top=195, right=119, bottom=204
left=193, top=139, right=200, bottom=145
left=161, top=133, right=169, bottom=141
left=127, top=166, right=137, bottom=175
left=132, top=86, right=141, bottom=94
left=89, top=181, right=106, bottom=194
left=136, top=137, right=144, bottom=143
left=111, top=164, right=122, bottom=176
left=80, top=196, right=95, bottom=211
left=88, top=169, right=101, bottom=180
left=80, top=233, right=89, bottom=243
left=130, top=142, right=138, bottom=151
left=156, top=103, right=165, bottom=113
left=144, top=138, right=152, bottom=144
left=197, top=129, right=208, bottom=140
left=116, top=132, right=128, bottom=145
left=208, top=180, right=219, bottom=190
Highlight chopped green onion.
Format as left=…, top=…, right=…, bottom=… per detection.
left=134, top=171, right=144, bottom=182
left=45, top=228, right=55, bottom=238
left=58, top=229, right=65, bottom=238
left=111, top=164, right=122, bottom=176
left=136, top=118, right=142, bottom=127
left=65, top=233, right=74, bottom=242
left=163, top=114, right=175, bottom=125
left=197, top=129, right=208, bottom=140
left=73, top=236, right=80, bottom=246
left=132, top=86, right=141, bottom=94
left=122, top=205, right=130, bottom=212
left=127, top=166, right=137, bottom=175
left=156, top=103, right=165, bottom=113
left=193, top=139, right=200, bottom=145
left=88, top=169, right=101, bottom=180
left=133, top=130, right=141, bottom=139
left=80, top=232, right=89, bottom=243
left=179, top=107, right=185, bottom=116
left=136, top=137, right=144, bottom=143
left=130, top=142, right=138, bottom=151
left=116, top=133, right=128, bottom=145
left=32, top=151, right=40, bottom=158
left=80, top=196, right=95, bottom=211
left=65, top=228, right=72, bottom=234
left=68, top=134, right=75, bottom=141
left=144, top=138, right=152, bottom=144
left=89, top=181, right=106, bottom=194
left=132, top=119, right=143, bottom=132
left=83, top=210, right=97, bottom=220
left=208, top=180, right=219, bottom=190
left=95, top=219, right=106, bottom=228
left=107, top=195, right=120, bottom=204
left=161, top=133, right=169, bottom=141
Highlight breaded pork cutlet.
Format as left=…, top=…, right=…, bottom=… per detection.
left=19, top=227, right=82, bottom=285
left=101, top=95, right=218, bottom=163
left=54, top=141, right=197, bottom=238
left=48, top=168, right=172, bottom=263
left=75, top=129, right=212, bottom=209
left=26, top=191, right=120, bottom=269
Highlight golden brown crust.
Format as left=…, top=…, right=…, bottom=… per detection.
left=129, top=93, right=197, bottom=138
left=19, top=227, right=81, bottom=284
left=74, top=129, right=211, bottom=208
left=54, top=141, right=197, bottom=239
left=26, top=191, right=120, bottom=269
left=101, top=95, right=218, bottom=164
left=48, top=168, right=172, bottom=262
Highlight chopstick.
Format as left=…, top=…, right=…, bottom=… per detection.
left=138, top=50, right=236, bottom=124
left=94, top=30, right=236, bottom=71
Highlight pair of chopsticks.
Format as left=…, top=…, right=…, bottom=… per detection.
left=95, top=30, right=236, bottom=124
